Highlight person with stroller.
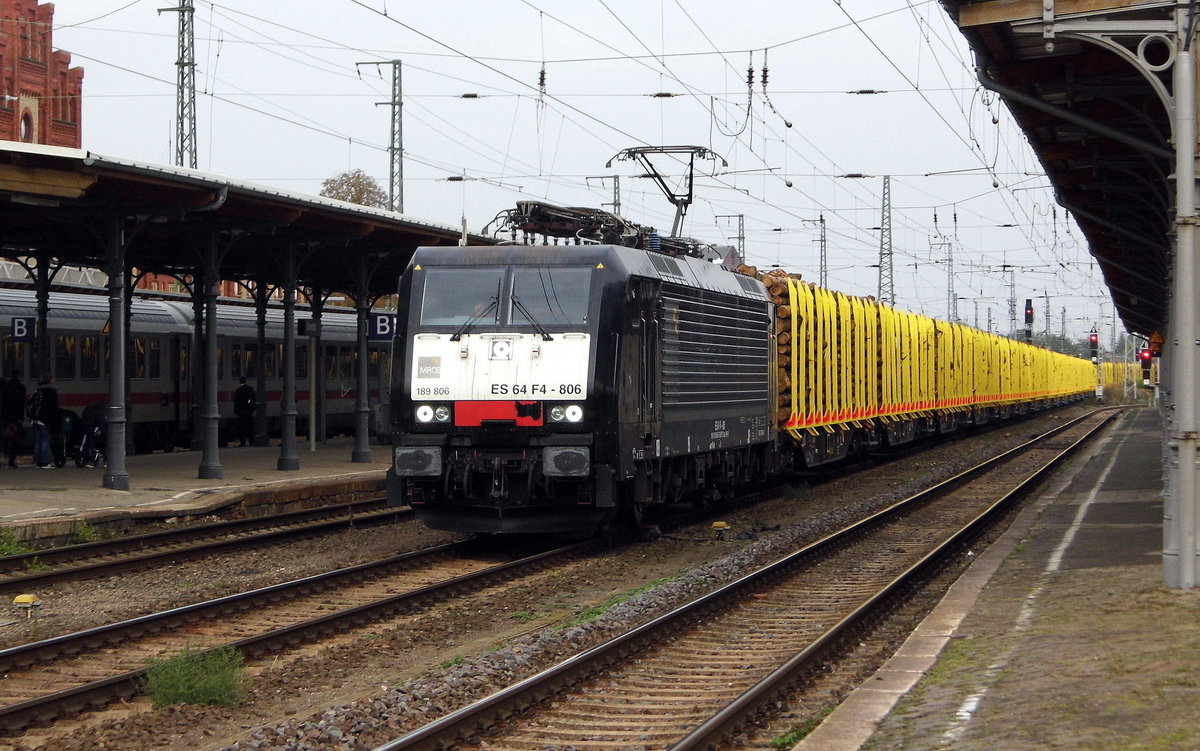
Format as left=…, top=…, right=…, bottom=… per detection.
left=1, top=370, right=25, bottom=468
left=28, top=374, right=59, bottom=469
left=79, top=400, right=107, bottom=468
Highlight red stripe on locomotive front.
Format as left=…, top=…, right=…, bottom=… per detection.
left=454, top=400, right=543, bottom=427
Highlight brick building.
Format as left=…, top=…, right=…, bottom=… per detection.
left=0, top=0, right=82, bottom=147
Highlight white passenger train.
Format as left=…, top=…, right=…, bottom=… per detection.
left=0, top=287, right=389, bottom=453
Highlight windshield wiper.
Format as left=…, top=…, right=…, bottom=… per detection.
left=511, top=295, right=554, bottom=341
left=449, top=296, right=498, bottom=341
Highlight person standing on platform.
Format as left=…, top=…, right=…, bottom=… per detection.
left=29, top=374, right=58, bottom=469
left=1, top=370, right=25, bottom=468
left=234, top=377, right=256, bottom=447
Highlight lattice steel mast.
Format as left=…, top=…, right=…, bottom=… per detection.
left=356, top=60, right=404, bottom=212
left=878, top=176, right=893, bottom=305
left=159, top=1, right=197, bottom=169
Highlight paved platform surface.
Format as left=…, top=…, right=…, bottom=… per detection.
left=794, top=407, right=1191, bottom=751
left=0, top=439, right=392, bottom=537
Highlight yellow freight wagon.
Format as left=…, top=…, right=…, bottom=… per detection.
left=776, top=277, right=1095, bottom=465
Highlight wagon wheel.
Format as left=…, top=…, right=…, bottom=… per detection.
left=443, top=462, right=471, bottom=499
left=623, top=499, right=647, bottom=527
left=526, top=461, right=544, bottom=499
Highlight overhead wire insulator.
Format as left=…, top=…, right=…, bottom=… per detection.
left=760, top=49, right=792, bottom=129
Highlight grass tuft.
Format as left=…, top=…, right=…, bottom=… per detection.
left=142, top=645, right=248, bottom=708
left=0, top=528, right=32, bottom=557
left=770, top=706, right=834, bottom=748
left=69, top=521, right=98, bottom=545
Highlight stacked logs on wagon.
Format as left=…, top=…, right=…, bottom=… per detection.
left=736, top=264, right=802, bottom=425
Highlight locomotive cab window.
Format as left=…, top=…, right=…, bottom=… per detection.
left=511, top=267, right=590, bottom=326
left=420, top=268, right=503, bottom=326
left=418, top=266, right=591, bottom=328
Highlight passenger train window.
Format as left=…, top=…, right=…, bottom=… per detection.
left=81, top=336, right=101, bottom=379
left=2, top=337, right=25, bottom=376
left=419, top=268, right=503, bottom=326
left=325, top=345, right=339, bottom=379
left=369, top=348, right=384, bottom=386
left=339, top=346, right=353, bottom=381
left=217, top=347, right=224, bottom=382
left=243, top=343, right=257, bottom=379
left=55, top=335, right=77, bottom=380
left=148, top=339, right=161, bottom=380
left=511, top=267, right=591, bottom=326
left=232, top=343, right=243, bottom=379
left=174, top=341, right=189, bottom=382
left=265, top=345, right=278, bottom=379
left=133, top=338, right=146, bottom=379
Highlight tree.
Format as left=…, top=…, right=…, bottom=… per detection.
left=320, top=169, right=389, bottom=209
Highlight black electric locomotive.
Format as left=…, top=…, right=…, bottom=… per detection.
left=385, top=241, right=777, bottom=533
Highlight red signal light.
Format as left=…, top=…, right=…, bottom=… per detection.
left=1139, top=349, right=1153, bottom=361
left=1088, top=332, right=1098, bottom=344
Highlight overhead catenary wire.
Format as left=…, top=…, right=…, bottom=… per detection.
left=46, top=1, right=1095, bottom=331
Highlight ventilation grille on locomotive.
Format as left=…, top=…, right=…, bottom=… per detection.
left=660, top=284, right=772, bottom=409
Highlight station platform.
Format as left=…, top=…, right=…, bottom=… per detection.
left=796, top=407, right=1198, bottom=751
left=0, top=440, right=392, bottom=544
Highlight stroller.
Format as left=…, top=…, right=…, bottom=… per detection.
left=75, top=401, right=107, bottom=468
left=54, top=410, right=83, bottom=468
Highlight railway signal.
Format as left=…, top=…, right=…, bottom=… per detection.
left=1024, top=298, right=1034, bottom=343
left=1140, top=348, right=1154, bottom=386
left=1088, top=328, right=1099, bottom=362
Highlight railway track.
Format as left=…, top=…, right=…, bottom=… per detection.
left=372, top=408, right=1116, bottom=750
left=0, top=481, right=790, bottom=738
left=0, top=499, right=411, bottom=591
left=0, top=536, right=593, bottom=735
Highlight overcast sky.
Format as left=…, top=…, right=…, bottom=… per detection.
left=43, top=0, right=1116, bottom=342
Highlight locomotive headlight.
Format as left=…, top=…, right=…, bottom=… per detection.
left=416, top=404, right=451, bottom=423
left=548, top=404, right=584, bottom=423
left=489, top=338, right=512, bottom=360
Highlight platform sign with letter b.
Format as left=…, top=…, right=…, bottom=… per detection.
left=369, top=313, right=396, bottom=341
left=9, top=317, right=36, bottom=343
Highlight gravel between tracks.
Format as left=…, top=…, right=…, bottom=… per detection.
left=4, top=408, right=1103, bottom=751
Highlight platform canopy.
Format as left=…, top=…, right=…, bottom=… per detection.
left=942, top=0, right=1175, bottom=338
left=0, top=142, right=491, bottom=296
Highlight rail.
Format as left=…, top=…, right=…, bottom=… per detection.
left=372, top=408, right=1117, bottom=750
